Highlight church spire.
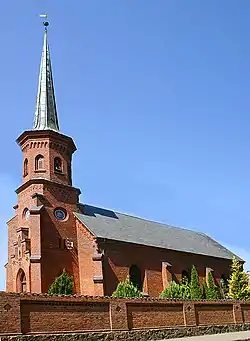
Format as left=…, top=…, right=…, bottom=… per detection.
left=33, top=19, right=60, bottom=132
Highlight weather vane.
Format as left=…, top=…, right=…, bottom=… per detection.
left=39, top=14, right=49, bottom=29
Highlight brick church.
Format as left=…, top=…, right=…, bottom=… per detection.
left=5, top=22, right=242, bottom=297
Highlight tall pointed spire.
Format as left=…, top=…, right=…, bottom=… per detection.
left=33, top=19, right=60, bottom=132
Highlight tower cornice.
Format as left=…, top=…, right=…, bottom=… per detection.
left=15, top=178, right=81, bottom=196
left=16, top=130, right=77, bottom=154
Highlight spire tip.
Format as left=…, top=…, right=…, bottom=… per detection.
left=39, top=14, right=49, bottom=30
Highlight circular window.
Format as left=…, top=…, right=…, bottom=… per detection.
left=54, top=208, right=67, bottom=221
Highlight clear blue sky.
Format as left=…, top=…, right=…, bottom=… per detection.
left=1, top=0, right=250, bottom=290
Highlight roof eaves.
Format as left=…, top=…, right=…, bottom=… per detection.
left=96, top=236, right=238, bottom=261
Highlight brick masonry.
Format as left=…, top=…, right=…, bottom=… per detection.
left=2, top=292, right=250, bottom=337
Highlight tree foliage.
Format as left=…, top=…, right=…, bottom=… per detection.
left=206, top=271, right=220, bottom=300
left=112, top=278, right=143, bottom=298
left=190, top=265, right=203, bottom=299
left=48, top=269, right=74, bottom=295
left=180, top=276, right=191, bottom=299
left=228, top=257, right=250, bottom=300
left=160, top=280, right=190, bottom=299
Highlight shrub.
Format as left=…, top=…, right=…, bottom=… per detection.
left=180, top=276, right=191, bottom=299
left=228, top=257, right=250, bottom=300
left=207, top=271, right=220, bottom=300
left=112, top=278, right=143, bottom=298
left=190, top=265, right=203, bottom=299
left=160, top=281, right=190, bottom=299
left=48, top=269, right=73, bottom=295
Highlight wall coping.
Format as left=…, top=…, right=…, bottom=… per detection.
left=2, top=291, right=250, bottom=304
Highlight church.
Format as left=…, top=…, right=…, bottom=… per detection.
left=5, top=21, right=242, bottom=297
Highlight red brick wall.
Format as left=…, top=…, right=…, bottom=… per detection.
left=40, top=183, right=80, bottom=293
left=76, top=219, right=96, bottom=295
left=195, top=304, right=234, bottom=325
left=242, top=305, right=250, bottom=323
left=100, top=239, right=232, bottom=296
left=6, top=216, right=18, bottom=292
left=127, top=303, right=184, bottom=330
left=1, top=293, right=250, bottom=336
left=0, top=292, right=21, bottom=335
left=21, top=297, right=110, bottom=334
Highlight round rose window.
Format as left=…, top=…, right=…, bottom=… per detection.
left=54, top=208, right=67, bottom=220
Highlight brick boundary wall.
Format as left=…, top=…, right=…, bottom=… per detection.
left=2, top=292, right=250, bottom=337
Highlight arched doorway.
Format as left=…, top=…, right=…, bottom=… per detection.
left=16, top=269, right=27, bottom=292
left=129, top=265, right=142, bottom=290
left=182, top=270, right=191, bottom=282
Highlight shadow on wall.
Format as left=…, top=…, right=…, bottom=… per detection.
left=78, top=204, right=119, bottom=219
left=40, top=210, right=77, bottom=293
left=103, top=258, right=119, bottom=296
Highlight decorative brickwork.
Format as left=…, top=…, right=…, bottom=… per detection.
left=2, top=292, right=250, bottom=336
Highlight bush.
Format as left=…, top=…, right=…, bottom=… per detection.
left=180, top=276, right=191, bottom=299
left=207, top=271, right=220, bottom=300
left=112, top=278, right=143, bottom=298
left=48, top=269, right=73, bottom=295
left=160, top=280, right=190, bottom=299
left=228, top=257, right=250, bottom=300
left=190, top=265, right=203, bottom=299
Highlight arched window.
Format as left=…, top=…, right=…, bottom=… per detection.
left=16, top=269, right=27, bottom=292
left=54, top=157, right=62, bottom=173
left=68, top=163, right=72, bottom=185
left=220, top=274, right=228, bottom=287
left=129, top=265, right=142, bottom=290
left=35, top=154, right=44, bottom=171
left=182, top=270, right=191, bottom=282
left=22, top=208, right=30, bottom=221
left=23, top=158, right=28, bottom=177
left=220, top=274, right=229, bottom=298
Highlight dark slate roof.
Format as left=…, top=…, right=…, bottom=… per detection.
left=74, top=204, right=242, bottom=261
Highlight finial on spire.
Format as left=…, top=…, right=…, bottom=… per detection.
left=39, top=14, right=49, bottom=30
left=33, top=15, right=60, bottom=132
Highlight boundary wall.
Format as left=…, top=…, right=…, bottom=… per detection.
left=1, top=292, right=250, bottom=335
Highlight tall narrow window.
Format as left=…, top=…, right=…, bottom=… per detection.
left=129, top=265, right=142, bottom=291
left=68, top=163, right=72, bottom=185
left=23, top=158, right=28, bottom=177
left=54, top=157, right=62, bottom=173
left=182, top=270, right=191, bottom=282
left=16, top=268, right=27, bottom=292
left=35, top=154, right=44, bottom=170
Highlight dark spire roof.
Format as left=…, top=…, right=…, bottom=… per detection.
left=33, top=21, right=60, bottom=132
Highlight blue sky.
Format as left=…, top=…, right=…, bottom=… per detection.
left=1, top=0, right=250, bottom=290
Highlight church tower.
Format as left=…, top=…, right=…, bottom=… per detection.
left=5, top=20, right=81, bottom=293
